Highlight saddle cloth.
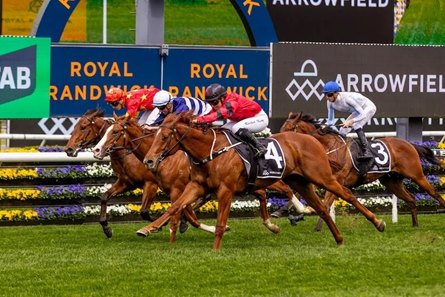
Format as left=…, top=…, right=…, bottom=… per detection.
left=349, top=139, right=391, bottom=173
left=222, top=131, right=286, bottom=179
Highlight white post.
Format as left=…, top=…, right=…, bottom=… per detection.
left=392, top=194, right=398, bottom=223
left=103, top=0, right=107, bottom=44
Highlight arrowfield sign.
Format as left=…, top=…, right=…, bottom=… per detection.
left=0, top=37, right=50, bottom=119
left=271, top=42, right=445, bottom=119
left=266, top=0, right=394, bottom=44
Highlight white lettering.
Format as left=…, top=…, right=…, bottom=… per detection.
left=272, top=0, right=388, bottom=7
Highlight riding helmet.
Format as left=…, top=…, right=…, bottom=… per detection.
left=205, top=83, right=227, bottom=102
left=105, top=87, right=126, bottom=102
left=153, top=90, right=173, bottom=107
left=322, top=81, right=341, bottom=93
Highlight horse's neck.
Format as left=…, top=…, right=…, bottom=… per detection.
left=97, top=119, right=111, bottom=138
left=315, top=133, right=349, bottom=153
left=127, top=126, right=154, bottom=161
left=180, top=127, right=228, bottom=161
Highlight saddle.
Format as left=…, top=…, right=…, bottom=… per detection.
left=349, top=139, right=391, bottom=182
left=223, top=131, right=285, bottom=190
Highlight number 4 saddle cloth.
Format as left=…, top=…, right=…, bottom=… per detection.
left=222, top=131, right=286, bottom=180
left=349, top=139, right=392, bottom=173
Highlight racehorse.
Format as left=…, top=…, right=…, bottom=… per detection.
left=141, top=112, right=386, bottom=250
left=280, top=112, right=445, bottom=229
left=93, top=114, right=311, bottom=239
left=64, top=109, right=163, bottom=238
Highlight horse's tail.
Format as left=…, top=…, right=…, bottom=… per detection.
left=412, top=143, right=441, bottom=166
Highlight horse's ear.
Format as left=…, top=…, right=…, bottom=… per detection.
left=296, top=111, right=303, bottom=120
left=288, top=112, right=293, bottom=119
left=113, top=112, right=118, bottom=120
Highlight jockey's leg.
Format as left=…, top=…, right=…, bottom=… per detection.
left=235, top=128, right=267, bottom=157
left=355, top=128, right=372, bottom=159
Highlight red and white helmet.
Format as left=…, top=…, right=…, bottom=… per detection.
left=105, top=87, right=126, bottom=102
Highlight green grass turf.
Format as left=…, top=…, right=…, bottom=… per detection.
left=395, top=0, right=445, bottom=45
left=0, top=214, right=444, bottom=296
left=86, top=0, right=249, bottom=46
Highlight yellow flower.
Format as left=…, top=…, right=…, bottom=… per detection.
left=131, top=188, right=143, bottom=195
left=0, top=168, right=38, bottom=179
left=0, top=189, right=41, bottom=200
left=437, top=142, right=445, bottom=149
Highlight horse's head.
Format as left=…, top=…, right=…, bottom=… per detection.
left=279, top=112, right=318, bottom=134
left=143, top=112, right=197, bottom=172
left=93, top=114, right=140, bottom=160
left=64, top=109, right=108, bottom=157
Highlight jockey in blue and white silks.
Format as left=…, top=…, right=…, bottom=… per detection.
left=148, top=90, right=212, bottom=126
left=323, top=81, right=376, bottom=160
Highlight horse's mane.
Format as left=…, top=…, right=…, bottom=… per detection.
left=297, top=113, right=344, bottom=138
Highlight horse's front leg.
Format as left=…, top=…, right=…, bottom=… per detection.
left=253, top=189, right=280, bottom=234
left=315, top=191, right=336, bottom=232
left=213, top=185, right=234, bottom=251
left=100, top=180, right=129, bottom=238
left=136, top=181, right=205, bottom=237
left=139, top=182, right=160, bottom=221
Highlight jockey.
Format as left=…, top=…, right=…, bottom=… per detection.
left=193, top=83, right=269, bottom=157
left=148, top=90, right=212, bottom=126
left=322, top=81, right=376, bottom=160
left=105, top=86, right=160, bottom=125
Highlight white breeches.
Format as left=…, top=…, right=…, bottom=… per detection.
left=339, top=104, right=376, bottom=135
left=222, top=110, right=269, bottom=134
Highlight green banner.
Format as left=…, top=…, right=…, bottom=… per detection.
left=0, top=37, right=50, bottom=118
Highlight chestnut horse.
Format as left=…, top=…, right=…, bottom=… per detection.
left=93, top=115, right=311, bottom=241
left=64, top=109, right=162, bottom=238
left=280, top=112, right=445, bottom=230
left=141, top=113, right=386, bottom=250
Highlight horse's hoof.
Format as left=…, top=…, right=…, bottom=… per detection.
left=225, top=225, right=231, bottom=232
left=103, top=226, right=113, bottom=238
left=377, top=220, right=386, bottom=232
left=136, top=229, right=150, bottom=237
left=179, top=222, right=189, bottom=234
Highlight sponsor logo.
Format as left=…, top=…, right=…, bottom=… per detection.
left=286, top=58, right=445, bottom=102
left=270, top=0, right=389, bottom=8
left=0, top=46, right=36, bottom=104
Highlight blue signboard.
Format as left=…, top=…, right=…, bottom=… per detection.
left=50, top=45, right=162, bottom=116
left=163, top=47, right=270, bottom=114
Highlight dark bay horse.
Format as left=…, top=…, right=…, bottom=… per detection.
left=64, top=109, right=161, bottom=238
left=141, top=113, right=386, bottom=250
left=280, top=112, right=445, bottom=229
left=93, top=115, right=310, bottom=239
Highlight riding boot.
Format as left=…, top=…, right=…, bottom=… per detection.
left=355, top=128, right=373, bottom=160
left=235, top=128, right=267, bottom=157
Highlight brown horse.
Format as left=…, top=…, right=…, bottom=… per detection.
left=280, top=112, right=445, bottom=229
left=141, top=113, right=386, bottom=250
left=93, top=114, right=315, bottom=238
left=64, top=109, right=161, bottom=238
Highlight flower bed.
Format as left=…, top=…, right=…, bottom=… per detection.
left=0, top=142, right=444, bottom=224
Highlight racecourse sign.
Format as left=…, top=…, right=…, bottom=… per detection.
left=266, top=0, right=394, bottom=43
left=0, top=37, right=50, bottom=119
left=271, top=42, right=445, bottom=118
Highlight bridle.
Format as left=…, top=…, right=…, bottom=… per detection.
left=156, top=123, right=238, bottom=165
left=156, top=123, right=192, bottom=163
left=76, top=116, right=111, bottom=148
left=103, top=122, right=155, bottom=157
